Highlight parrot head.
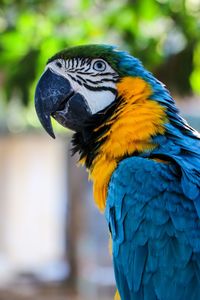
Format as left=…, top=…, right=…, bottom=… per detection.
left=35, top=44, right=125, bottom=138
left=35, top=44, right=163, bottom=137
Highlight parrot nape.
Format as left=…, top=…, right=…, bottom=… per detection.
left=35, top=44, right=200, bottom=300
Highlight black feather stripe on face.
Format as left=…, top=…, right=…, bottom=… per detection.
left=71, top=98, right=121, bottom=168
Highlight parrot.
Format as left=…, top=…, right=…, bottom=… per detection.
left=34, top=44, right=200, bottom=300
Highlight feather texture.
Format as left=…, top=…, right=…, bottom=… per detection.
left=106, top=156, right=200, bottom=300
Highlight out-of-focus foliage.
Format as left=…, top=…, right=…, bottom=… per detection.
left=0, top=0, right=200, bottom=108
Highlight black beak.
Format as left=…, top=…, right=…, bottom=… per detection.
left=35, top=68, right=73, bottom=138
left=35, top=68, right=92, bottom=137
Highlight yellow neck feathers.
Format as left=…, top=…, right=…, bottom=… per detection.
left=88, top=77, right=167, bottom=211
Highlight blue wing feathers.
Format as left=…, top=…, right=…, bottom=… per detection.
left=106, top=156, right=200, bottom=300
left=133, top=245, right=148, bottom=291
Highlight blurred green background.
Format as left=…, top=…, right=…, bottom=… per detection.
left=0, top=0, right=200, bottom=299
left=0, top=0, right=200, bottom=133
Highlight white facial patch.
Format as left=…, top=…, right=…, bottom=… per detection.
left=66, top=78, right=116, bottom=114
left=46, top=58, right=119, bottom=114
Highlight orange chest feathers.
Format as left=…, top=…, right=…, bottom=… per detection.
left=87, top=77, right=167, bottom=211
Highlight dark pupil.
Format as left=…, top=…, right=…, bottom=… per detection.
left=97, top=62, right=103, bottom=69
left=56, top=61, right=62, bottom=68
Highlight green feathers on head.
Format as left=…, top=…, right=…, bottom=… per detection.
left=47, top=44, right=126, bottom=75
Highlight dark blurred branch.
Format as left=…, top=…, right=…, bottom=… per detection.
left=65, top=143, right=87, bottom=291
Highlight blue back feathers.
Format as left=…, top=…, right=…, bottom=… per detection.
left=106, top=157, right=200, bottom=300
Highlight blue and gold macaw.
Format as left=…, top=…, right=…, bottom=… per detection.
left=35, top=45, right=200, bottom=300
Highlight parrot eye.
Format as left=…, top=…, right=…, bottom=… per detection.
left=93, top=60, right=106, bottom=72
left=55, top=61, right=62, bottom=68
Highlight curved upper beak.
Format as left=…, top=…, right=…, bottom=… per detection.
left=35, top=68, right=73, bottom=138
